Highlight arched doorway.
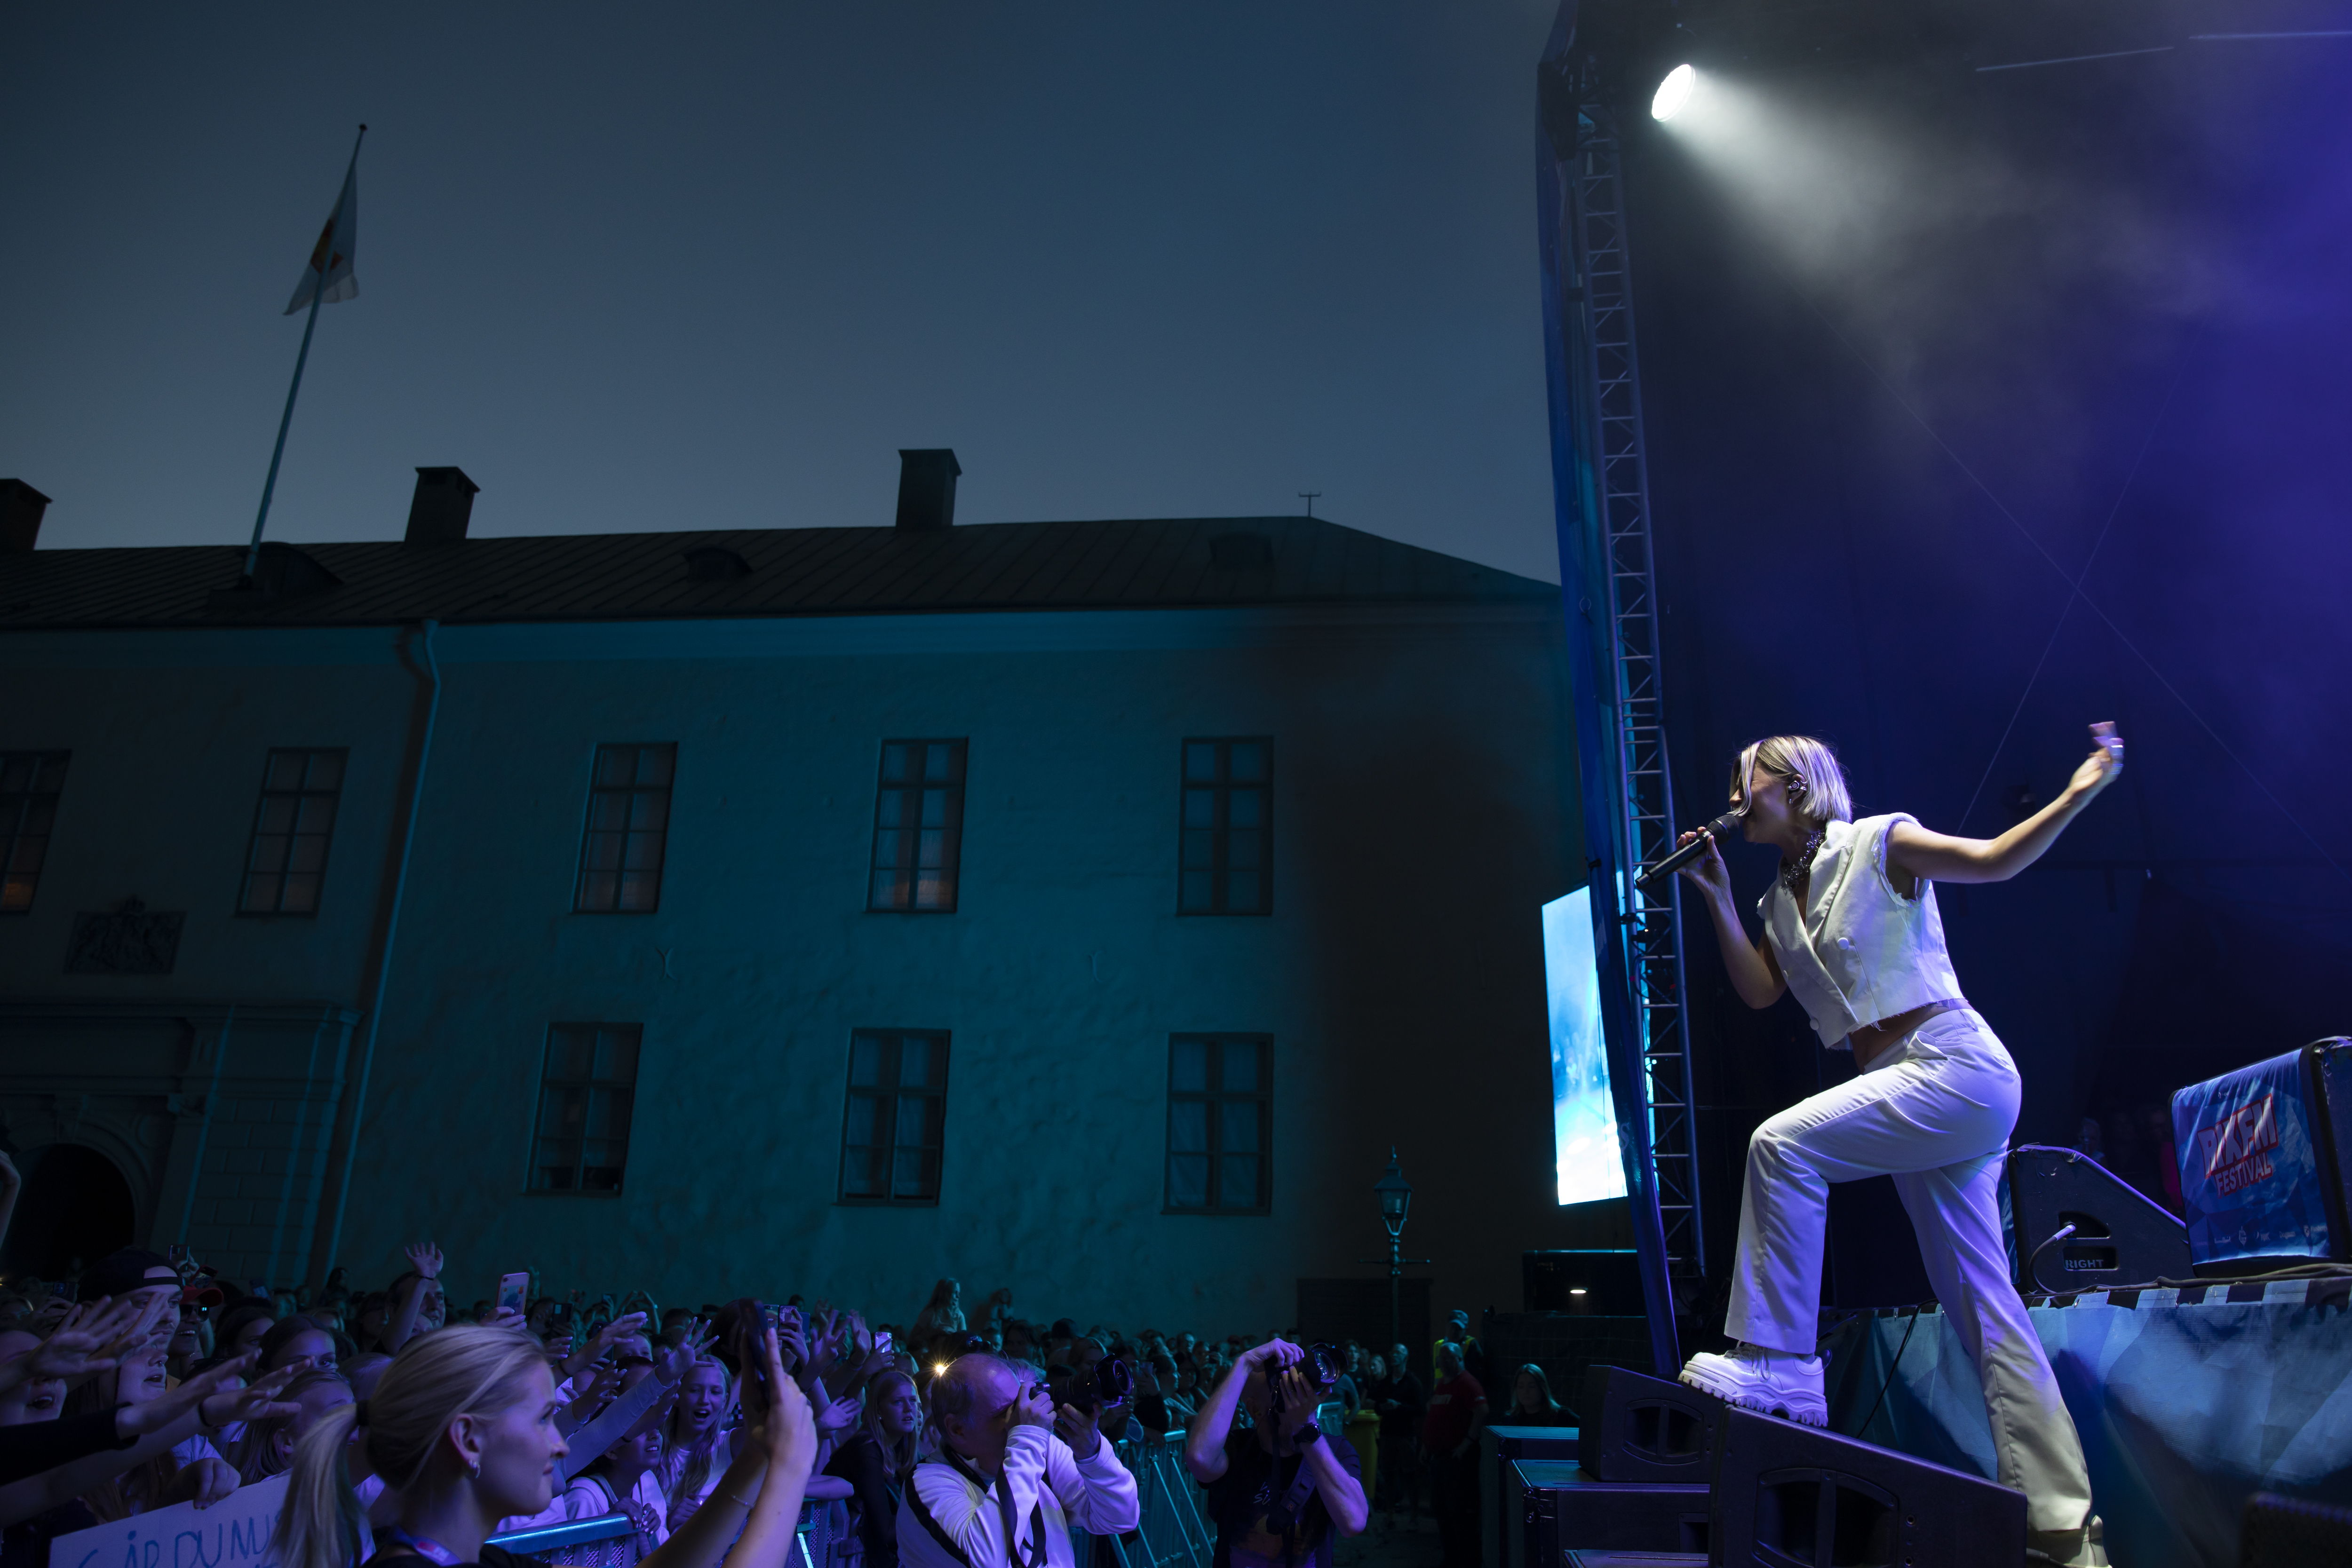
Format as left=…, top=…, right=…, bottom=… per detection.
left=0, top=1144, right=137, bottom=1281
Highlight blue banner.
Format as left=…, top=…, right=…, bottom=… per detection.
left=2171, top=1048, right=2333, bottom=1266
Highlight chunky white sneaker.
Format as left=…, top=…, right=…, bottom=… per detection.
left=1678, top=1343, right=1828, bottom=1426
left=2026, top=1514, right=2109, bottom=1567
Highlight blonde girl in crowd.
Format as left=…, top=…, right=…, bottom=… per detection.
left=659, top=1354, right=736, bottom=1532
left=270, top=1320, right=814, bottom=1568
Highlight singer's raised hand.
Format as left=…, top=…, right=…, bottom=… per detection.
left=1675, top=828, right=1732, bottom=902
left=2068, top=722, right=2124, bottom=801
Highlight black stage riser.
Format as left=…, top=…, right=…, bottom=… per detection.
left=1577, top=1364, right=1718, bottom=1485
left=1709, top=1407, right=2026, bottom=1568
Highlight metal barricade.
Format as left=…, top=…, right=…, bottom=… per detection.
left=485, top=1506, right=818, bottom=1568
left=1093, top=1432, right=1212, bottom=1568
left=487, top=1513, right=642, bottom=1568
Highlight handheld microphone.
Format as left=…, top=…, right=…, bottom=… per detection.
left=1635, top=808, right=1745, bottom=892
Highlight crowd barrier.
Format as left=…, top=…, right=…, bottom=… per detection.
left=1101, top=1430, right=1215, bottom=1568
left=486, top=1509, right=822, bottom=1568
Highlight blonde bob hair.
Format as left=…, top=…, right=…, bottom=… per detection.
left=1734, top=736, right=1854, bottom=825
left=272, top=1325, right=548, bottom=1568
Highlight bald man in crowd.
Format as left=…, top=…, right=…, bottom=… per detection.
left=900, top=1353, right=1139, bottom=1568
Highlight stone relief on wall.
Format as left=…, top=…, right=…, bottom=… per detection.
left=65, top=899, right=184, bottom=974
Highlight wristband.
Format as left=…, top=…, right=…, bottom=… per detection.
left=1292, top=1424, right=1323, bottom=1447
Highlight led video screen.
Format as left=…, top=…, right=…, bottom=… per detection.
left=1543, top=886, right=1626, bottom=1205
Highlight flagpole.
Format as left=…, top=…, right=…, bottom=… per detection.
left=243, top=123, right=366, bottom=586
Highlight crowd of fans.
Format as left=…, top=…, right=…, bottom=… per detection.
left=1, top=1216, right=1581, bottom=1568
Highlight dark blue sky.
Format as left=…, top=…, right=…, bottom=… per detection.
left=1, top=2, right=1565, bottom=579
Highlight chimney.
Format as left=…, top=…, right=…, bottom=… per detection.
left=405, top=467, right=479, bottom=545
left=1, top=480, right=53, bottom=553
left=895, top=449, right=961, bottom=532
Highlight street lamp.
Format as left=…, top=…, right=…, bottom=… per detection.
left=1376, top=1153, right=1413, bottom=1236
left=1361, top=1148, right=1432, bottom=1370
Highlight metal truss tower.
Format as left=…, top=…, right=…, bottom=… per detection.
left=1536, top=5, right=1703, bottom=1371
left=1566, top=106, right=1705, bottom=1279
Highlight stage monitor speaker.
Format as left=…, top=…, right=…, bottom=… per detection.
left=1525, top=1249, right=1644, bottom=1314
left=1709, top=1407, right=2024, bottom=1568
left=2005, top=1144, right=2191, bottom=1291
left=1576, top=1364, right=1716, bottom=1484
left=1518, top=1460, right=1709, bottom=1560
left=2171, top=1037, right=2352, bottom=1272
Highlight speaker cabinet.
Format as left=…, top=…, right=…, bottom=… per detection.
left=1487, top=1426, right=1582, bottom=1568
left=1576, top=1364, right=1717, bottom=1484
left=1709, top=1407, right=2025, bottom=1568
left=2005, top=1144, right=2191, bottom=1291
left=1517, top=1460, right=1709, bottom=1560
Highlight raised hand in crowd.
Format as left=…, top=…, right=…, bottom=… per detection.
left=0, top=1351, right=298, bottom=1529
left=194, top=1356, right=303, bottom=1432
left=775, top=1306, right=809, bottom=1382
left=804, top=1310, right=842, bottom=1382
left=0, top=1294, right=170, bottom=1398
left=654, top=1316, right=715, bottom=1387
left=556, top=1357, right=627, bottom=1436
left=812, top=1383, right=862, bottom=1441
left=378, top=1241, right=445, bottom=1355
left=563, top=1310, right=650, bottom=1381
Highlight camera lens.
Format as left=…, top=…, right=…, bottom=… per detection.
left=1097, top=1356, right=1132, bottom=1407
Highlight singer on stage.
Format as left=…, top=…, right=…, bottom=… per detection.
left=1674, top=727, right=2123, bottom=1568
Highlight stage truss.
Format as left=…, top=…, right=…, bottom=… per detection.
left=1572, top=107, right=1704, bottom=1277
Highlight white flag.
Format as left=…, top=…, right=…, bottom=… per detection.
left=284, top=159, right=359, bottom=314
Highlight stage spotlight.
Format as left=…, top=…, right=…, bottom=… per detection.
left=1652, top=63, right=1696, bottom=122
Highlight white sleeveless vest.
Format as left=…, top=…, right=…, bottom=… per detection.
left=1755, top=812, right=1964, bottom=1051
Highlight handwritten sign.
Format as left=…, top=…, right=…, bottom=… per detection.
left=50, top=1473, right=290, bottom=1568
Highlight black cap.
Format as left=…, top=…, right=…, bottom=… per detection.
left=79, top=1248, right=178, bottom=1303
left=1048, top=1318, right=1078, bottom=1339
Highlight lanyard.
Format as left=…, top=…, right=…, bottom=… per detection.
left=378, top=1527, right=469, bottom=1567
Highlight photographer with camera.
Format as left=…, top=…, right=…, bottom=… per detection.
left=900, top=1354, right=1139, bottom=1568
left=1183, top=1340, right=1367, bottom=1568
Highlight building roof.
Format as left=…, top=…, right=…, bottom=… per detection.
left=0, top=515, right=1556, bottom=629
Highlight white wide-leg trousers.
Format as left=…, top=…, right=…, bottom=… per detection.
left=1722, top=1007, right=2094, bottom=1535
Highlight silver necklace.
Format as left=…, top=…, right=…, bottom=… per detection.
left=1780, top=829, right=1824, bottom=894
